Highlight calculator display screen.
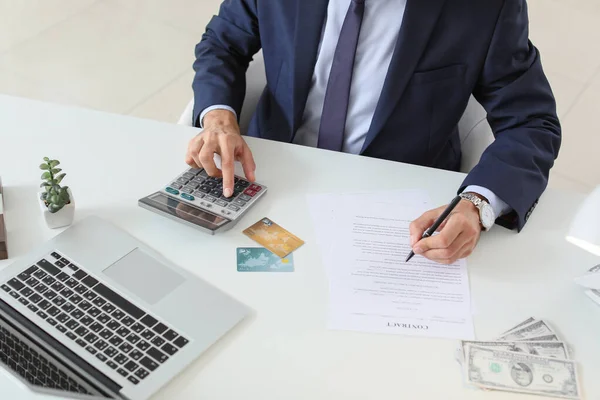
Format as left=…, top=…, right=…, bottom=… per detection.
left=141, top=192, right=229, bottom=230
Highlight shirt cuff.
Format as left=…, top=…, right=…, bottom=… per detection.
left=199, top=105, right=237, bottom=128
left=464, top=185, right=512, bottom=218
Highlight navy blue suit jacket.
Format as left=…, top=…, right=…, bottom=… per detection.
left=192, top=0, right=561, bottom=231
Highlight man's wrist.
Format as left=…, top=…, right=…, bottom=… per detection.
left=203, top=109, right=238, bottom=130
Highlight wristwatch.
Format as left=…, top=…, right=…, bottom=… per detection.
left=460, top=192, right=495, bottom=231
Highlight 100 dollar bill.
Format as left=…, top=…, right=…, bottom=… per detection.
left=465, top=344, right=581, bottom=399
left=497, top=319, right=557, bottom=341
left=460, top=340, right=569, bottom=360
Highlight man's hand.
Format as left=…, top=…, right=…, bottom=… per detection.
left=409, top=199, right=482, bottom=264
left=185, top=109, right=256, bottom=197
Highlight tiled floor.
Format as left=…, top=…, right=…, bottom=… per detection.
left=1, top=0, right=599, bottom=194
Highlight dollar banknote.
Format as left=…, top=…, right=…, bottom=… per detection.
left=465, top=344, right=581, bottom=399
left=497, top=320, right=557, bottom=341
left=460, top=341, right=569, bottom=360
left=501, top=317, right=537, bottom=334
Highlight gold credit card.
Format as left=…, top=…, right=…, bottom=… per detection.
left=243, top=217, right=305, bottom=258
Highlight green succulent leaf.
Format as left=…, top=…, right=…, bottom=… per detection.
left=39, top=163, right=50, bottom=170
left=43, top=157, right=50, bottom=162
left=50, top=179, right=57, bottom=185
left=55, top=173, right=66, bottom=184
left=48, top=203, right=62, bottom=213
left=40, top=182, right=50, bottom=188
left=50, top=194, right=59, bottom=204
left=49, top=160, right=60, bottom=168
left=40, top=192, right=48, bottom=200
left=50, top=168, right=62, bottom=174
left=41, top=171, right=51, bottom=180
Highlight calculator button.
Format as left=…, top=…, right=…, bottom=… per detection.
left=176, top=177, right=188, bottom=184
left=227, top=205, right=240, bottom=212
left=219, top=195, right=233, bottom=202
left=182, top=172, right=195, bottom=179
left=237, top=179, right=250, bottom=188
left=186, top=182, right=199, bottom=190
left=249, top=184, right=262, bottom=192
left=181, top=187, right=193, bottom=194
left=214, top=199, right=228, bottom=207
left=192, top=190, right=205, bottom=198
left=204, top=195, right=216, bottom=203
left=238, top=194, right=252, bottom=202
left=165, top=187, right=179, bottom=195
left=199, top=170, right=208, bottom=178
left=210, top=189, right=222, bottom=197
left=243, top=189, right=257, bottom=197
left=233, top=199, right=247, bottom=207
left=170, top=182, right=182, bottom=190
left=180, top=193, right=195, bottom=201
left=191, top=177, right=205, bottom=185
left=204, top=180, right=216, bottom=188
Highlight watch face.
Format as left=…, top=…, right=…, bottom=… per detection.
left=481, top=204, right=495, bottom=229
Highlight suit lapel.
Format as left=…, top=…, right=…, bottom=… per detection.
left=360, top=0, right=448, bottom=154
left=291, top=0, right=329, bottom=135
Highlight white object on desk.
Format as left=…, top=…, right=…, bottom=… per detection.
left=1, top=94, right=599, bottom=400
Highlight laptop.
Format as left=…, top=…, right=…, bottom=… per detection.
left=0, top=216, right=249, bottom=399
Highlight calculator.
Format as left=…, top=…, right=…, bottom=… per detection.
left=138, top=167, right=267, bottom=234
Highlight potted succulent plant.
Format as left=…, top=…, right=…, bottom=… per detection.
left=38, top=157, right=75, bottom=229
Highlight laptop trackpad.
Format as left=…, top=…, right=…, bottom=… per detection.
left=103, top=248, right=185, bottom=305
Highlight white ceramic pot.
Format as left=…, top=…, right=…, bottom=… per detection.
left=38, top=188, right=75, bottom=229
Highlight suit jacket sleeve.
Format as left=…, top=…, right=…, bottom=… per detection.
left=461, top=0, right=561, bottom=231
left=192, top=0, right=261, bottom=127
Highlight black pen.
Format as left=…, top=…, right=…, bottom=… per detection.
left=405, top=195, right=462, bottom=263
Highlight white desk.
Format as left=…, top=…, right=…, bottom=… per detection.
left=0, top=94, right=598, bottom=399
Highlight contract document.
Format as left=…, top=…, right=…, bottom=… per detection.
left=308, top=191, right=475, bottom=340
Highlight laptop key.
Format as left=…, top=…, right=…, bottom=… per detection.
left=42, top=276, right=56, bottom=286
left=127, top=376, right=140, bottom=385
left=112, top=309, right=125, bottom=320
left=124, top=360, right=138, bottom=373
left=76, top=339, right=86, bottom=347
left=152, top=323, right=168, bottom=335
left=140, top=315, right=157, bottom=328
left=161, top=343, right=178, bottom=356
left=117, top=368, right=128, bottom=377
left=131, top=323, right=145, bottom=333
left=27, top=304, right=39, bottom=313
left=93, top=297, right=106, bottom=307
left=55, top=260, right=66, bottom=268
left=70, top=294, right=83, bottom=305
left=119, top=343, right=133, bottom=354
left=79, top=301, right=92, bottom=311
left=51, top=252, right=62, bottom=259
left=60, top=288, right=74, bottom=298
left=134, top=368, right=149, bottom=380
left=163, top=329, right=178, bottom=341
left=56, top=272, right=69, bottom=282
left=107, top=320, right=120, bottom=331
left=70, top=309, right=84, bottom=319
left=61, top=303, right=75, bottom=313
left=47, top=306, right=60, bottom=317
left=38, top=300, right=51, bottom=310
left=97, top=313, right=110, bottom=324
left=29, top=293, right=43, bottom=304
left=46, top=318, right=57, bottom=326
left=52, top=296, right=66, bottom=306
left=84, top=333, right=98, bottom=344
left=34, top=284, right=48, bottom=294
left=86, top=346, right=97, bottom=355
left=99, top=329, right=113, bottom=340
left=57, top=313, right=70, bottom=323
left=33, top=269, right=47, bottom=280
left=75, top=327, right=89, bottom=337
left=66, top=262, right=79, bottom=271
left=66, top=320, right=79, bottom=330
left=130, top=350, right=143, bottom=361
left=114, top=353, right=128, bottom=365
left=94, top=340, right=108, bottom=351
left=136, top=340, right=150, bottom=352
left=73, top=270, right=87, bottom=280
left=141, top=329, right=154, bottom=340
left=36, top=311, right=48, bottom=319
left=66, top=331, right=77, bottom=341
left=65, top=278, right=78, bottom=288
left=101, top=303, right=115, bottom=314
left=18, top=297, right=29, bottom=306
left=121, top=316, right=135, bottom=327
left=90, top=322, right=103, bottom=333
left=56, top=325, right=67, bottom=334
left=116, top=327, right=130, bottom=338
left=43, top=290, right=57, bottom=300
left=139, top=356, right=158, bottom=371
left=84, top=291, right=97, bottom=301
left=104, top=347, right=118, bottom=358
left=109, top=336, right=123, bottom=347
left=37, top=259, right=60, bottom=276
left=173, top=336, right=189, bottom=348
left=74, top=284, right=88, bottom=295
left=8, top=290, right=19, bottom=299
left=20, top=287, right=34, bottom=297
left=106, top=361, right=118, bottom=370
left=18, top=266, right=38, bottom=280
left=151, top=336, right=165, bottom=347
left=126, top=334, right=141, bottom=345
left=147, top=347, right=168, bottom=363
left=82, top=276, right=98, bottom=288
left=96, top=353, right=107, bottom=362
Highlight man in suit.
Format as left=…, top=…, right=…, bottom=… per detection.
left=186, top=0, right=561, bottom=264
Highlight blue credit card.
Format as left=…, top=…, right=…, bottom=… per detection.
left=236, top=247, right=294, bottom=272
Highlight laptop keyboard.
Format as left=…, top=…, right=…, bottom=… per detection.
left=1, top=252, right=190, bottom=385
left=0, top=324, right=90, bottom=394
